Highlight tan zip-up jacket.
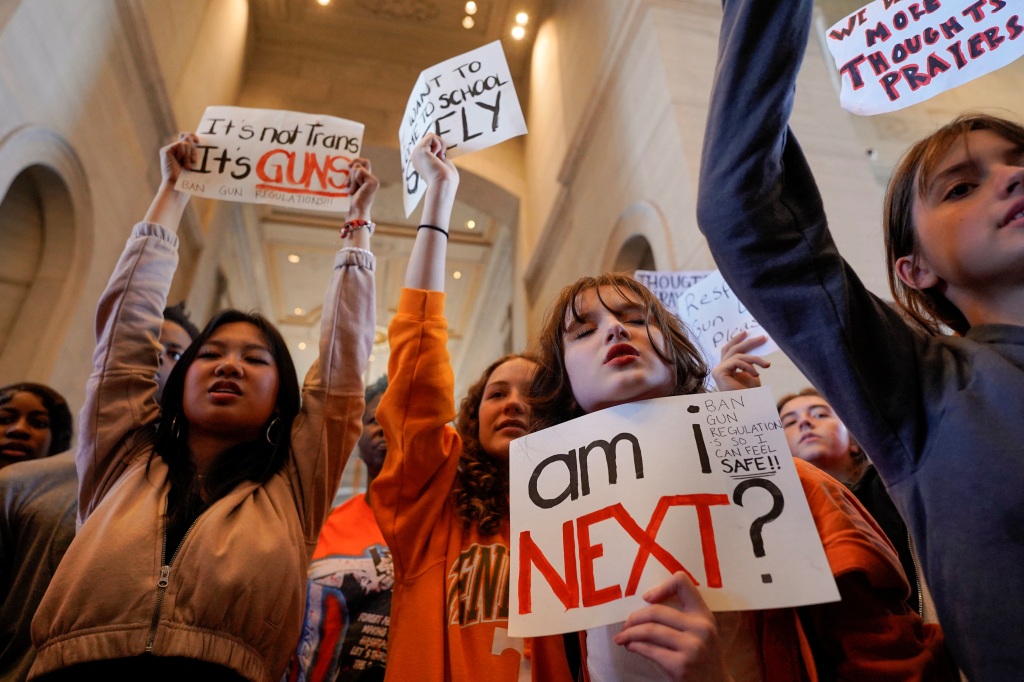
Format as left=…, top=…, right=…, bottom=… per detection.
left=30, top=222, right=374, bottom=682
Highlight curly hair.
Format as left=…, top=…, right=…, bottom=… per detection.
left=529, top=273, right=708, bottom=432
left=884, top=113, right=1024, bottom=336
left=452, top=353, right=537, bottom=537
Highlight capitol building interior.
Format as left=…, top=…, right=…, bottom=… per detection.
left=2, top=0, right=1022, bottom=493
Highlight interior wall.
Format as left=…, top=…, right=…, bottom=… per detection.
left=0, top=0, right=248, bottom=417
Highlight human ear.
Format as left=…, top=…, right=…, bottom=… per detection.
left=894, top=254, right=940, bottom=291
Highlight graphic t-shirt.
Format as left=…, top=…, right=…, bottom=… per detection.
left=285, top=493, right=393, bottom=682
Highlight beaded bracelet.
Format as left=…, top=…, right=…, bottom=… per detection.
left=340, top=219, right=375, bottom=239
left=418, top=224, right=449, bottom=239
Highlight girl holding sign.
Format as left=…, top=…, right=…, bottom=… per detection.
left=29, top=133, right=377, bottom=681
left=697, top=0, right=1024, bottom=678
left=371, top=132, right=574, bottom=682
left=527, top=274, right=955, bottom=681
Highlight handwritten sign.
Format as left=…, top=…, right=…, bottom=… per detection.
left=674, top=270, right=778, bottom=366
left=399, top=41, right=527, bottom=216
left=825, top=0, right=1024, bottom=115
left=508, top=388, right=839, bottom=637
left=633, top=270, right=712, bottom=319
left=176, top=106, right=365, bottom=212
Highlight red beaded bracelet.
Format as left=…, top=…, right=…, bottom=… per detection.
left=340, top=219, right=375, bottom=239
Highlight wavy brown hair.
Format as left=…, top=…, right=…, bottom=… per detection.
left=452, top=353, right=537, bottom=537
left=529, top=273, right=708, bottom=432
left=884, top=113, right=1024, bottom=336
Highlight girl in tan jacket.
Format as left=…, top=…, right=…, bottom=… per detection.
left=30, top=133, right=377, bottom=682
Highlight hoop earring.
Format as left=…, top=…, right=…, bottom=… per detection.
left=171, top=415, right=183, bottom=442
left=265, top=417, right=281, bottom=446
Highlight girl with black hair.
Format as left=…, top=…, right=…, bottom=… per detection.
left=29, top=133, right=377, bottom=681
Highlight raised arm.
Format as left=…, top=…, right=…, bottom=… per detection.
left=291, top=156, right=378, bottom=547
left=78, top=135, right=196, bottom=522
left=372, top=133, right=463, bottom=573
left=404, top=133, right=459, bottom=291
left=695, top=0, right=935, bottom=484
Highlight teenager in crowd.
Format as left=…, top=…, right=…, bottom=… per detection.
left=697, top=0, right=1024, bottom=677
left=29, top=132, right=377, bottom=681
left=371, top=132, right=573, bottom=682
left=527, top=273, right=953, bottom=681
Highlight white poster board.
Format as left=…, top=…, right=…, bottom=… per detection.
left=825, top=0, right=1024, bottom=115
left=176, top=106, right=365, bottom=213
left=508, top=388, right=839, bottom=638
left=399, top=40, right=527, bottom=216
left=633, top=270, right=712, bottom=319
left=674, top=270, right=779, bottom=366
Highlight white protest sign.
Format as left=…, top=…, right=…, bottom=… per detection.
left=825, top=0, right=1024, bottom=115
left=176, top=106, right=365, bottom=213
left=675, top=270, right=778, bottom=366
left=399, top=40, right=527, bottom=216
left=633, top=270, right=712, bottom=319
left=508, top=388, right=839, bottom=638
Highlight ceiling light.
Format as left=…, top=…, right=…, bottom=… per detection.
left=466, top=219, right=476, bottom=229
left=287, top=254, right=300, bottom=264
left=516, top=12, right=528, bottom=25
left=511, top=25, right=525, bottom=40
left=462, top=15, right=475, bottom=29
left=453, top=271, right=463, bottom=280
left=294, top=307, right=305, bottom=316
left=316, top=0, right=330, bottom=6
left=465, top=1, right=477, bottom=15
left=298, top=342, right=307, bottom=350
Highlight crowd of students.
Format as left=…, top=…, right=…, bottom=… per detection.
left=2, top=0, right=1023, bottom=679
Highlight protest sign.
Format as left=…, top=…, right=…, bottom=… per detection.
left=825, top=0, right=1024, bottom=115
left=508, top=388, right=839, bottom=638
left=175, top=106, right=365, bottom=213
left=633, top=270, right=712, bottom=319
left=399, top=40, right=527, bottom=216
left=674, top=269, right=778, bottom=366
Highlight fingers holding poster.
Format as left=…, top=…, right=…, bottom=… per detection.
left=674, top=270, right=779, bottom=369
left=508, top=388, right=839, bottom=638
left=175, top=106, right=365, bottom=212
left=399, top=41, right=528, bottom=216
left=825, top=0, right=1023, bottom=115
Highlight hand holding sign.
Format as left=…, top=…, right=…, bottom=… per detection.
left=675, top=270, right=779, bottom=371
left=346, top=157, right=380, bottom=219
left=614, top=572, right=731, bottom=682
left=411, top=132, right=459, bottom=189
left=825, top=0, right=1024, bottom=115
left=711, top=331, right=772, bottom=392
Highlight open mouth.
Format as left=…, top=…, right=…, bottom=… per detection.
left=209, top=380, right=242, bottom=396
left=496, top=419, right=527, bottom=432
left=1000, top=201, right=1024, bottom=228
left=605, top=344, right=640, bottom=364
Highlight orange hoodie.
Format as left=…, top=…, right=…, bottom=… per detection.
left=373, top=289, right=573, bottom=682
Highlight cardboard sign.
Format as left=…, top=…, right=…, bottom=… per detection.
left=633, top=270, right=712, bottom=319
left=508, top=388, right=839, bottom=638
left=825, top=0, right=1024, bottom=115
left=399, top=41, right=528, bottom=216
left=176, top=106, right=365, bottom=212
left=674, top=270, right=778, bottom=366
